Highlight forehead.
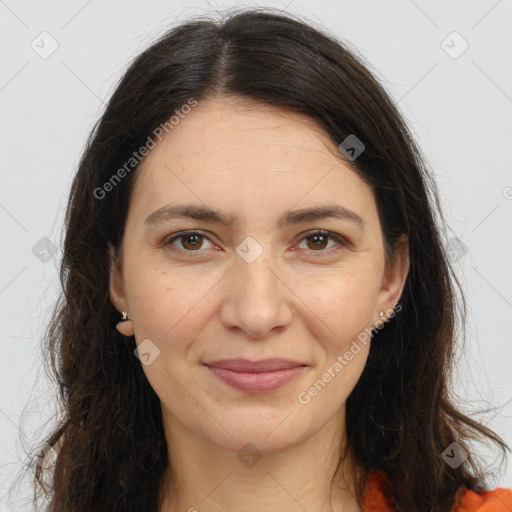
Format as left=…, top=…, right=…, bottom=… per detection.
left=128, top=96, right=378, bottom=228
left=143, top=96, right=343, bottom=169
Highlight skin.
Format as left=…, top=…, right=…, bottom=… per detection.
left=109, top=95, right=409, bottom=512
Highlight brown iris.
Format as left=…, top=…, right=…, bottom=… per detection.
left=181, top=233, right=204, bottom=250
left=305, top=233, right=328, bottom=250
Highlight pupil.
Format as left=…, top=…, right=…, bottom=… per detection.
left=180, top=234, right=329, bottom=251
left=309, top=234, right=327, bottom=250
left=184, top=234, right=201, bottom=249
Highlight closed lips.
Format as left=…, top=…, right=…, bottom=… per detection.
left=204, top=358, right=308, bottom=393
left=203, top=359, right=307, bottom=372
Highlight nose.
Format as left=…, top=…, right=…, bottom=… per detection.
left=219, top=242, right=293, bottom=339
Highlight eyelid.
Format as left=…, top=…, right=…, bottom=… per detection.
left=162, top=230, right=215, bottom=252
left=162, top=229, right=348, bottom=254
left=295, top=229, right=347, bottom=252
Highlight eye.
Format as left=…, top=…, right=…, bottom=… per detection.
left=295, top=230, right=347, bottom=253
left=162, top=229, right=347, bottom=255
left=163, top=230, right=215, bottom=253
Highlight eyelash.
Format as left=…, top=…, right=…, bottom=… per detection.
left=162, top=229, right=347, bottom=256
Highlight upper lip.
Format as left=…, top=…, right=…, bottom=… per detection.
left=204, top=358, right=306, bottom=372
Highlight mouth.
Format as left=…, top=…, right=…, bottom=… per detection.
left=203, top=358, right=307, bottom=393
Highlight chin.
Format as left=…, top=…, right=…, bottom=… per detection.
left=203, top=414, right=311, bottom=454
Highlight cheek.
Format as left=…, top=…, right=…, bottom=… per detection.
left=293, top=267, right=381, bottom=346
left=125, top=261, right=216, bottom=341
left=293, top=274, right=375, bottom=414
left=124, top=267, right=206, bottom=400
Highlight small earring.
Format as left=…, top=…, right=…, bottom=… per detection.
left=121, top=311, right=130, bottom=321
left=379, top=311, right=384, bottom=319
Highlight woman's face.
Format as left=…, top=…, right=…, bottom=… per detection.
left=110, top=96, right=409, bottom=453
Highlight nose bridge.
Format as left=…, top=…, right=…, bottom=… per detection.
left=221, top=234, right=292, bottom=337
left=235, top=233, right=280, bottom=302
left=238, top=238, right=274, bottom=289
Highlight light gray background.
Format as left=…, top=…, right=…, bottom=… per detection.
left=1, top=0, right=511, bottom=508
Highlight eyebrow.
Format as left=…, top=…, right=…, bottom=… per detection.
left=144, top=203, right=367, bottom=230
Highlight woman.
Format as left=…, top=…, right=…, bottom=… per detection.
left=22, top=7, right=511, bottom=512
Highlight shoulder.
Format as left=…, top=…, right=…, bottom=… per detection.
left=454, top=484, right=512, bottom=512
left=362, top=470, right=512, bottom=512
left=361, top=470, right=395, bottom=512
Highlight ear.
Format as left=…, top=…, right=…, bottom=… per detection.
left=108, top=243, right=134, bottom=337
left=376, top=234, right=409, bottom=320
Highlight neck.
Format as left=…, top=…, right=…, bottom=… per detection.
left=159, top=407, right=362, bottom=512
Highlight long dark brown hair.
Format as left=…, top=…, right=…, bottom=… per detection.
left=10, top=7, right=510, bottom=512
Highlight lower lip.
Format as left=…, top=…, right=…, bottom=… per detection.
left=205, top=366, right=306, bottom=392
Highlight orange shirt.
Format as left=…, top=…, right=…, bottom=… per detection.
left=361, top=469, right=512, bottom=511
